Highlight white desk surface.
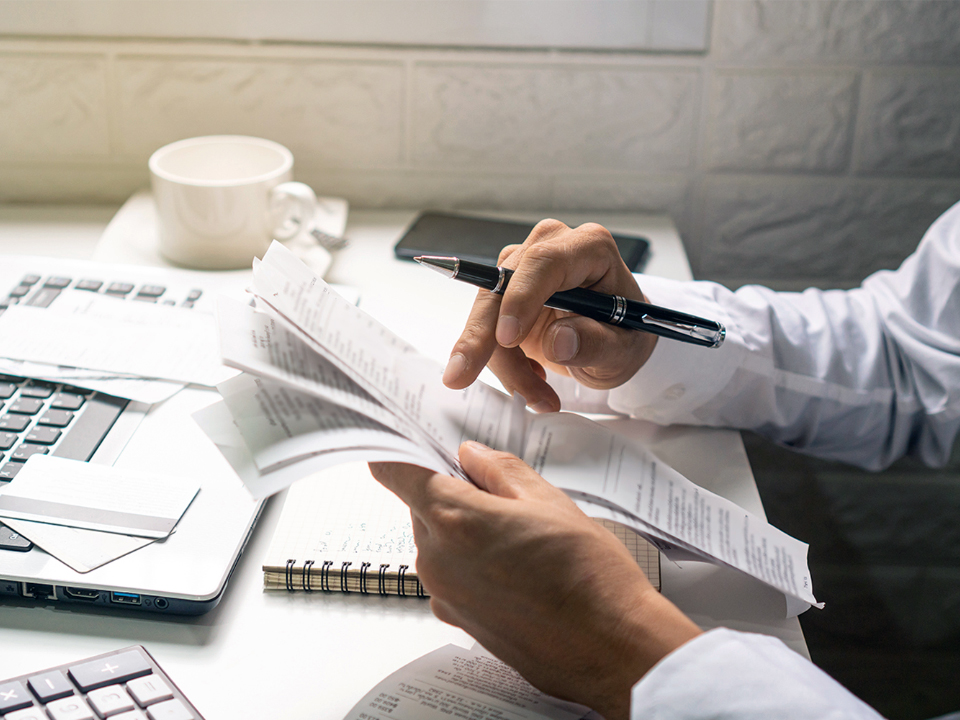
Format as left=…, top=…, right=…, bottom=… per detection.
left=0, top=201, right=807, bottom=720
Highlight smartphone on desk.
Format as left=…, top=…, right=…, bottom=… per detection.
left=393, top=211, right=651, bottom=272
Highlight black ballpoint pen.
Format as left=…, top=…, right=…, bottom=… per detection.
left=414, top=255, right=725, bottom=348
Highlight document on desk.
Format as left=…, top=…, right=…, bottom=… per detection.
left=0, top=290, right=236, bottom=387
left=343, top=644, right=591, bottom=720
left=200, top=241, right=821, bottom=613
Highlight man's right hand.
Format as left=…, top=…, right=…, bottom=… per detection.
left=441, top=219, right=658, bottom=413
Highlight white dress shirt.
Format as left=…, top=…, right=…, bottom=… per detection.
left=557, top=201, right=960, bottom=717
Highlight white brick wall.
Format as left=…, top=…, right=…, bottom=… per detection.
left=1, top=0, right=959, bottom=288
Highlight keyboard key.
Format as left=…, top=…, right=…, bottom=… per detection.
left=46, top=695, right=95, bottom=720
left=0, top=382, right=17, bottom=399
left=106, top=283, right=134, bottom=296
left=0, top=415, right=31, bottom=431
left=38, top=409, right=75, bottom=427
left=0, top=523, right=33, bottom=551
left=69, top=650, right=152, bottom=691
left=25, top=287, right=61, bottom=308
left=11, top=444, right=48, bottom=462
left=186, top=289, right=202, bottom=301
left=137, top=285, right=166, bottom=298
left=20, top=384, right=54, bottom=399
left=19, top=274, right=41, bottom=286
left=0, top=461, right=25, bottom=480
left=146, top=699, right=194, bottom=720
left=27, top=670, right=73, bottom=702
left=44, top=277, right=73, bottom=289
left=25, top=426, right=61, bottom=445
left=75, top=280, right=103, bottom=292
left=127, top=675, right=173, bottom=706
left=0, top=432, right=17, bottom=450
left=133, top=296, right=157, bottom=303
left=0, top=680, right=33, bottom=713
left=9, top=285, right=31, bottom=298
left=9, top=398, right=43, bottom=414
left=52, top=393, right=85, bottom=411
left=87, top=685, right=136, bottom=716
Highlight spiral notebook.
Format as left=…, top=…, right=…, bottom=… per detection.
left=263, top=462, right=659, bottom=597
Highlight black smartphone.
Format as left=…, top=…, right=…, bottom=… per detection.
left=393, top=211, right=651, bottom=272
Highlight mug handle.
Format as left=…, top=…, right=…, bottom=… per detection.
left=269, top=181, right=317, bottom=241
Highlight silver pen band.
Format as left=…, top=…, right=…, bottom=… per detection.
left=492, top=266, right=508, bottom=294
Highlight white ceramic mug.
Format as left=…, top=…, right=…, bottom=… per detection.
left=149, top=135, right=317, bottom=270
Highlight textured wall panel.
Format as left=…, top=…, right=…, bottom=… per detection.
left=114, top=57, right=405, bottom=167
left=412, top=63, right=699, bottom=172
left=714, top=0, right=960, bottom=65
left=858, top=71, right=960, bottom=178
left=699, top=178, right=960, bottom=281
left=706, top=71, right=858, bottom=172
left=0, top=54, right=110, bottom=158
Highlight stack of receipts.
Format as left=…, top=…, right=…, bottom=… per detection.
left=197, top=241, right=822, bottom=615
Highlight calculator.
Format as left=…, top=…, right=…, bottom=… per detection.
left=0, top=646, right=204, bottom=719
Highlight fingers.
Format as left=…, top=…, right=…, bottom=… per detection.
left=458, top=441, right=569, bottom=504
left=538, top=315, right=658, bottom=389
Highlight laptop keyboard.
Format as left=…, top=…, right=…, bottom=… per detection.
left=0, top=270, right=205, bottom=552
left=0, top=645, right=204, bottom=719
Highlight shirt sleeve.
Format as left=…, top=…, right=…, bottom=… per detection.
left=630, top=628, right=884, bottom=720
left=588, top=200, right=960, bottom=470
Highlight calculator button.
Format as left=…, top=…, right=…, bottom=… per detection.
left=25, top=426, right=62, bottom=445
left=44, top=277, right=73, bottom=289
left=0, top=680, right=33, bottom=712
left=38, top=409, right=75, bottom=427
left=69, top=650, right=152, bottom=691
left=27, top=670, right=73, bottom=702
left=25, top=287, right=61, bottom=308
left=137, top=286, right=166, bottom=298
left=76, top=280, right=103, bottom=292
left=19, top=275, right=41, bottom=286
left=87, top=685, right=136, bottom=717
left=113, top=711, right=148, bottom=720
left=9, top=398, right=44, bottom=415
left=106, top=283, right=134, bottom=296
left=0, top=415, right=31, bottom=431
left=11, top=444, right=48, bottom=462
left=6, top=705, right=47, bottom=720
left=146, top=699, right=194, bottom=720
left=126, top=675, right=173, bottom=706
left=186, top=290, right=202, bottom=301
left=46, top=695, right=95, bottom=720
left=9, top=285, right=31, bottom=298
left=52, top=393, right=85, bottom=411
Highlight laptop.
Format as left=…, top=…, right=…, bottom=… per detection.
left=0, top=255, right=264, bottom=615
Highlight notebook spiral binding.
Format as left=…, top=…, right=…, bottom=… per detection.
left=283, top=558, right=425, bottom=597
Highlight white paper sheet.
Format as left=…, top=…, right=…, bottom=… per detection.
left=343, top=644, right=591, bottom=720
left=0, top=456, right=200, bottom=539
left=0, top=290, right=236, bottom=387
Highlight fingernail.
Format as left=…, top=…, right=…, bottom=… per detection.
left=462, top=440, right=492, bottom=453
left=443, top=353, right=467, bottom=385
left=552, top=325, right=579, bottom=362
left=532, top=401, right=555, bottom=413
left=496, top=315, right=522, bottom=346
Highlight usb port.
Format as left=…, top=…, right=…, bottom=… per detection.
left=110, top=591, right=141, bottom=606
left=64, top=587, right=100, bottom=602
left=21, top=583, right=56, bottom=600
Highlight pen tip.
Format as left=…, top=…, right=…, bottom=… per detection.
left=413, top=256, right=423, bottom=264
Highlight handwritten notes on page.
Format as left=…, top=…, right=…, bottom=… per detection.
left=343, top=644, right=590, bottom=720
left=202, top=241, right=821, bottom=614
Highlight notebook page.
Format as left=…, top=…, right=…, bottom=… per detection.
left=263, top=463, right=417, bottom=587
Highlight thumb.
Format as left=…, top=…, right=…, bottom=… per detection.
left=458, top=441, right=560, bottom=501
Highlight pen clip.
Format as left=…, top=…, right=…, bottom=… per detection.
left=640, top=314, right=726, bottom=348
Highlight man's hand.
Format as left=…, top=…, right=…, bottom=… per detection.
left=441, top=219, right=658, bottom=413
left=369, top=443, right=701, bottom=720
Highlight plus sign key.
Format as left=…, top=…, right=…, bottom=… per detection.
left=68, top=650, right=152, bottom=691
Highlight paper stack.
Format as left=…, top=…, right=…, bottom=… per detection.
left=198, top=241, right=822, bottom=614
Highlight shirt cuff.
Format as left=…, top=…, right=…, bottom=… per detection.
left=607, top=275, right=747, bottom=425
